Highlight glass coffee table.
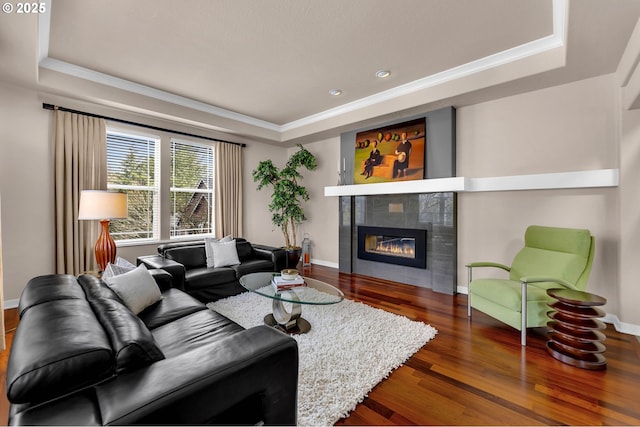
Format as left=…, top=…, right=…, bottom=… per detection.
left=239, top=272, right=344, bottom=334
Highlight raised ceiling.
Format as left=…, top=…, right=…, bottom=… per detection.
left=2, top=0, right=640, bottom=144
left=47, top=0, right=552, bottom=125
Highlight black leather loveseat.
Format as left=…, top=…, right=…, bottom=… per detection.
left=6, top=272, right=298, bottom=425
left=137, top=238, right=286, bottom=302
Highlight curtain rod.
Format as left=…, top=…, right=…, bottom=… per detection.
left=42, top=103, right=247, bottom=148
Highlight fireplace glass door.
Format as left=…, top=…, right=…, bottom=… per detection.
left=357, top=226, right=426, bottom=269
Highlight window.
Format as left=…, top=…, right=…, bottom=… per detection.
left=170, top=139, right=215, bottom=237
left=106, top=130, right=216, bottom=242
left=107, top=131, right=160, bottom=241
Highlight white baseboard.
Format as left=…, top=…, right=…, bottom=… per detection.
left=4, top=298, right=18, bottom=309
left=602, top=313, right=640, bottom=337
left=309, top=258, right=339, bottom=269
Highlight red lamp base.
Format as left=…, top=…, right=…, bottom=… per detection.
left=95, top=219, right=117, bottom=272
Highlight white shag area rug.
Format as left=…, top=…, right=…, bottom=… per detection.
left=207, top=287, right=438, bottom=426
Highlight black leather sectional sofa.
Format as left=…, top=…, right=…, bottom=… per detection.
left=6, top=271, right=298, bottom=425
left=137, top=238, right=286, bottom=302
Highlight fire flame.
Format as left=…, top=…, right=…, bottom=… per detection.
left=374, top=240, right=415, bottom=257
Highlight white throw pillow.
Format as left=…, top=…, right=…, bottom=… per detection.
left=104, top=264, right=162, bottom=315
left=102, top=256, right=136, bottom=281
left=205, top=235, right=233, bottom=268
left=211, top=239, right=240, bottom=268
left=115, top=256, right=136, bottom=269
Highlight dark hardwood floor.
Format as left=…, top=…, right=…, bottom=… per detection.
left=1, top=264, right=639, bottom=425
left=305, top=265, right=640, bottom=426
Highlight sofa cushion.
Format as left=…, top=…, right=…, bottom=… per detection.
left=78, top=275, right=165, bottom=373
left=232, top=259, right=276, bottom=278
left=17, top=274, right=86, bottom=318
left=104, top=265, right=163, bottom=315
left=6, top=299, right=113, bottom=404
left=151, top=309, right=244, bottom=358
left=8, top=388, right=103, bottom=426
left=138, top=288, right=207, bottom=330
left=185, top=267, right=237, bottom=289
left=236, top=241, right=254, bottom=261
left=164, top=244, right=207, bottom=269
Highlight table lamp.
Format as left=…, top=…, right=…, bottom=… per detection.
left=78, top=190, right=128, bottom=272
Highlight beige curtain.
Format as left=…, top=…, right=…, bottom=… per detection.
left=53, top=110, right=107, bottom=274
left=0, top=194, right=5, bottom=350
left=215, top=143, right=243, bottom=237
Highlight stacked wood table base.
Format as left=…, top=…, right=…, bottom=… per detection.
left=546, top=288, right=607, bottom=370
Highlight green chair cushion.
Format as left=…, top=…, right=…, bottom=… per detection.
left=510, top=248, right=586, bottom=285
left=470, top=278, right=563, bottom=312
left=509, top=226, right=592, bottom=290
left=523, top=225, right=592, bottom=255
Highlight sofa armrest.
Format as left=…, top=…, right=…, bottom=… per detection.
left=137, top=255, right=186, bottom=290
left=95, top=325, right=298, bottom=426
left=252, top=245, right=287, bottom=272
left=147, top=269, right=173, bottom=292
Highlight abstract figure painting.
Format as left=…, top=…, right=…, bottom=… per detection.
left=354, top=118, right=425, bottom=184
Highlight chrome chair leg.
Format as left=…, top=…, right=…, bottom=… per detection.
left=467, top=267, right=472, bottom=317
left=521, top=281, right=527, bottom=346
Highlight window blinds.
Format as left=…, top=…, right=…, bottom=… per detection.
left=106, top=131, right=160, bottom=241
left=170, top=139, right=215, bottom=237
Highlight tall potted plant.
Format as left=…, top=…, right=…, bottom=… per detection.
left=252, top=144, right=318, bottom=267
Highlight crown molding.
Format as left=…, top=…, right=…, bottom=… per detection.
left=37, top=0, right=566, bottom=136
left=38, top=57, right=281, bottom=132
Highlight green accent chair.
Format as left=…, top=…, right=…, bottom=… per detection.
left=466, top=225, right=595, bottom=346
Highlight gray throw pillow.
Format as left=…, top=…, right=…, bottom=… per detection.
left=102, top=256, right=136, bottom=281
left=105, top=264, right=162, bottom=315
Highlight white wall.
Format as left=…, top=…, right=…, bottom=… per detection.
left=242, top=141, right=288, bottom=247
left=456, top=74, right=621, bottom=318
left=0, top=82, right=54, bottom=301
left=293, top=138, right=340, bottom=267
left=619, top=80, right=640, bottom=329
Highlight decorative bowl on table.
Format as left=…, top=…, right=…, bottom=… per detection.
left=280, top=269, right=299, bottom=280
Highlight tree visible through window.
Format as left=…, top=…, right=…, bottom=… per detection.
left=170, top=139, right=215, bottom=237
left=107, top=131, right=160, bottom=241
left=106, top=131, right=216, bottom=241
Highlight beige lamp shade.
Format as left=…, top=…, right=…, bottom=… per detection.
left=78, top=190, right=128, bottom=220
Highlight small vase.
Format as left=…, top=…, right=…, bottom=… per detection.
left=285, top=247, right=302, bottom=269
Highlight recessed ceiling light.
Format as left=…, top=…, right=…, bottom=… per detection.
left=376, top=70, right=391, bottom=78
left=329, top=89, right=342, bottom=96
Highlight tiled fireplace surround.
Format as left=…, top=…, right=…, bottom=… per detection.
left=337, top=107, right=457, bottom=294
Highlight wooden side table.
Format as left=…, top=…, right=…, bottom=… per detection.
left=546, top=288, right=607, bottom=370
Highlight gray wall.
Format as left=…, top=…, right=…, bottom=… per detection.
left=338, top=107, right=457, bottom=294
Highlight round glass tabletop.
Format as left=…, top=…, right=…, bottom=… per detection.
left=239, top=272, right=344, bottom=305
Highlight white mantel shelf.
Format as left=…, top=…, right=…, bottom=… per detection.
left=324, top=169, right=619, bottom=197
